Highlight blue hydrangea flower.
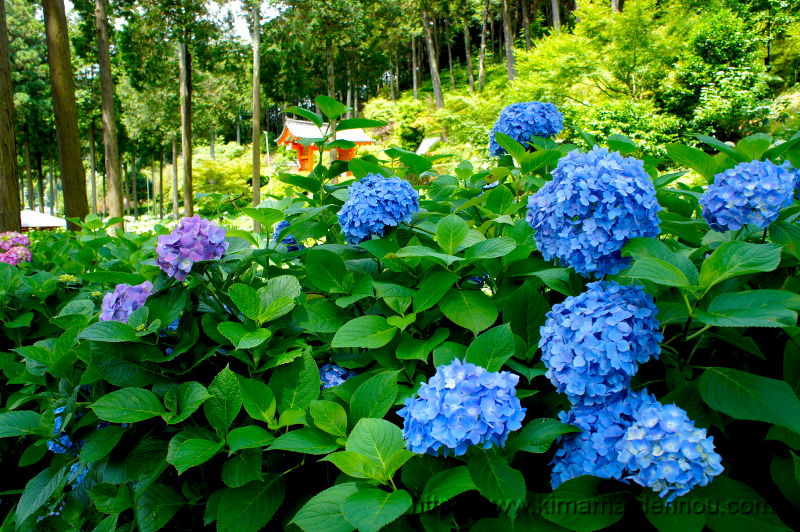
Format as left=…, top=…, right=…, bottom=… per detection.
left=156, top=216, right=228, bottom=281
left=273, top=220, right=303, bottom=251
left=398, top=359, right=526, bottom=456
left=466, top=273, right=489, bottom=288
left=527, top=147, right=661, bottom=278
left=539, top=281, right=662, bottom=405
left=100, top=281, right=153, bottom=323
left=320, top=363, right=357, bottom=389
left=552, top=389, right=656, bottom=488
left=68, top=462, right=88, bottom=487
left=699, top=160, right=798, bottom=232
left=48, top=406, right=76, bottom=454
left=616, top=400, right=724, bottom=503
left=489, top=101, right=564, bottom=156
left=337, top=174, right=420, bottom=244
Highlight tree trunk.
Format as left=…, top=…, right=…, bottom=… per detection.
left=178, top=42, right=193, bottom=217
left=463, top=15, right=475, bottom=95
left=158, top=148, right=164, bottom=220
left=43, top=0, right=89, bottom=231
left=23, top=128, right=34, bottom=211
left=172, top=137, right=179, bottom=219
left=209, top=122, right=215, bottom=159
left=422, top=10, right=444, bottom=109
left=236, top=118, right=241, bottom=145
left=551, top=0, right=561, bottom=30
left=123, top=159, right=129, bottom=217
left=148, top=161, right=154, bottom=216
left=478, top=0, right=489, bottom=91
left=36, top=153, right=45, bottom=212
left=48, top=144, right=55, bottom=215
left=390, top=59, right=396, bottom=101
left=411, top=37, right=419, bottom=100
left=252, top=0, right=261, bottom=232
left=326, top=39, right=335, bottom=98
left=394, top=58, right=400, bottom=98
left=0, top=0, right=20, bottom=231
left=131, top=154, right=138, bottom=219
left=445, top=19, right=456, bottom=89
left=88, top=120, right=97, bottom=214
left=521, top=0, right=532, bottom=51
left=502, top=0, right=516, bottom=80
left=611, top=0, right=620, bottom=11
left=95, top=0, right=123, bottom=230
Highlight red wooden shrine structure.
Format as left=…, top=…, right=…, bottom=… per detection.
left=276, top=118, right=374, bottom=172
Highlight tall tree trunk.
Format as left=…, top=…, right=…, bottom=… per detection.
left=389, top=59, right=396, bottom=101
left=172, top=138, right=179, bottom=219
left=48, top=144, right=55, bottom=215
left=88, top=120, right=97, bottom=214
left=0, top=0, right=20, bottom=231
left=36, top=153, right=45, bottom=212
left=345, top=70, right=352, bottom=120
left=611, top=0, right=620, bottom=11
left=178, top=43, right=193, bottom=217
left=43, top=0, right=89, bottom=230
left=326, top=39, right=335, bottom=98
left=158, top=148, right=164, bottom=220
left=252, top=0, right=261, bottom=232
left=463, top=15, right=475, bottom=95
left=551, top=0, right=561, bottom=30
left=478, top=0, right=489, bottom=91
left=101, top=162, right=106, bottom=215
left=422, top=10, right=444, bottom=109
left=502, top=0, right=516, bottom=80
left=209, top=123, right=215, bottom=159
left=353, top=80, right=359, bottom=117
left=148, top=161, right=154, bottom=216
left=411, top=37, right=419, bottom=100
left=521, top=0, right=532, bottom=50
left=95, top=0, right=123, bottom=230
left=394, top=58, right=400, bottom=98
left=445, top=19, right=456, bottom=89
left=236, top=118, right=241, bottom=145
left=23, top=127, right=34, bottom=211
left=131, top=154, right=138, bottom=220
left=123, top=159, right=129, bottom=217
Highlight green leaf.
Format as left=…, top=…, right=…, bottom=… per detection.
left=493, top=131, right=527, bottom=161
left=79, top=321, right=140, bottom=343
left=698, top=242, right=782, bottom=293
left=736, top=133, right=772, bottom=160
left=439, top=289, right=498, bottom=334
left=700, top=476, right=788, bottom=532
left=623, top=257, right=693, bottom=288
left=665, top=144, right=719, bottom=181
left=321, top=451, right=383, bottom=479
left=205, top=366, right=242, bottom=435
left=241, top=207, right=286, bottom=230
left=413, top=270, right=459, bottom=313
left=271, top=350, right=320, bottom=412
left=336, top=118, right=385, bottom=131
left=167, top=436, right=224, bottom=475
left=541, top=476, right=626, bottom=531
left=465, top=237, right=517, bottom=260
left=91, top=388, right=165, bottom=423
left=0, top=411, right=41, bottom=438
left=227, top=426, right=275, bottom=453
left=165, top=381, right=211, bottom=424
left=467, top=450, right=526, bottom=510
left=216, top=477, right=284, bottom=532
left=134, top=483, right=184, bottom=532
left=311, top=400, right=348, bottom=437
left=269, top=427, right=340, bottom=455
left=346, top=418, right=405, bottom=475
left=222, top=449, right=262, bottom=488
left=332, top=316, right=397, bottom=349
left=315, top=95, right=348, bottom=120
left=285, top=106, right=323, bottom=128
left=695, top=134, right=750, bottom=163
left=217, top=322, right=272, bottom=349
left=465, top=324, right=515, bottom=371
left=436, top=215, right=469, bottom=255
left=239, top=377, right=277, bottom=424
left=229, top=284, right=261, bottom=321
left=395, top=245, right=462, bottom=266
left=695, top=290, right=800, bottom=328
left=621, top=237, right=699, bottom=285
left=291, top=482, right=361, bottom=532
left=419, top=466, right=476, bottom=511
left=260, top=275, right=302, bottom=322
left=507, top=418, right=580, bottom=453
left=16, top=465, right=66, bottom=525
left=350, top=372, right=399, bottom=423
left=306, top=249, right=348, bottom=292
left=341, top=488, right=412, bottom=532
left=607, top=134, right=637, bottom=155
left=642, top=491, right=705, bottom=532
left=80, top=425, right=126, bottom=463
left=504, top=279, right=550, bottom=355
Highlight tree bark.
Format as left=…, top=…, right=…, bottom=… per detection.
left=36, top=153, right=45, bottom=212
left=0, top=0, right=20, bottom=231
left=149, top=161, right=154, bottom=216
left=422, top=10, right=444, bottom=108
left=88, top=120, right=97, bottom=214
left=390, top=59, right=396, bottom=101
left=463, top=15, right=475, bottom=95
left=43, top=0, right=89, bottom=231
left=209, top=122, right=215, bottom=159
left=326, top=39, right=335, bottom=98
left=478, top=0, right=489, bottom=91
left=23, top=127, right=34, bottom=211
left=393, top=58, right=400, bottom=99
left=551, top=0, right=561, bottom=30
left=521, top=0, right=532, bottom=50
left=172, top=137, right=179, bottom=219
left=123, top=159, right=129, bottom=217
left=411, top=37, right=419, bottom=99
left=445, top=19, right=456, bottom=89
left=252, top=0, right=261, bottom=232
left=48, top=144, right=55, bottom=215
left=158, top=148, right=164, bottom=219
left=95, top=0, right=123, bottom=230
left=236, top=118, right=241, bottom=145
left=178, top=42, right=193, bottom=216
left=131, top=154, right=138, bottom=219
left=611, top=0, right=620, bottom=11
left=502, top=0, right=516, bottom=80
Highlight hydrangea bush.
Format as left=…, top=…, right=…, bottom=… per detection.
left=0, top=97, right=798, bottom=532
left=489, top=101, right=564, bottom=156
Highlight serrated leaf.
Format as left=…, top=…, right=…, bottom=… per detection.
left=227, top=426, right=275, bottom=452
left=342, top=488, right=412, bottom=532
left=91, top=388, right=165, bottom=423
left=419, top=466, right=476, bottom=511
left=507, top=418, right=580, bottom=453
left=80, top=425, right=126, bottom=463
left=332, top=316, right=397, bottom=349
left=292, top=482, right=360, bottom=532
left=465, top=324, right=515, bottom=371
left=439, top=289, right=498, bottom=334
left=350, top=372, right=399, bottom=423
left=205, top=366, right=242, bottom=435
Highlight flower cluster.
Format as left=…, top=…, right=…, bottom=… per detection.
left=398, top=359, right=526, bottom=456
left=540, top=281, right=662, bottom=405
left=273, top=220, right=303, bottom=251
left=489, top=101, right=564, bottom=157
left=700, top=160, right=798, bottom=232
left=100, top=281, right=154, bottom=323
left=0, top=231, right=32, bottom=266
left=156, top=216, right=228, bottom=281
left=527, top=147, right=661, bottom=278
left=48, top=406, right=77, bottom=454
left=337, top=173, right=419, bottom=243
left=320, top=363, right=357, bottom=389
left=617, top=401, right=724, bottom=502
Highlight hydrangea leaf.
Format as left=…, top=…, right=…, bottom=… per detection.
left=204, top=366, right=242, bottom=435
left=698, top=476, right=788, bottom=532
left=271, top=351, right=320, bottom=412
left=306, top=249, right=347, bottom=293
left=346, top=418, right=405, bottom=475
left=0, top=411, right=42, bottom=438
left=507, top=418, right=580, bottom=454
left=341, top=488, right=412, bottom=532
left=439, top=289, right=498, bottom=334
left=413, top=270, right=459, bottom=313
left=238, top=376, right=276, bottom=424
left=269, top=427, right=340, bottom=455
left=221, top=449, right=262, bottom=488
left=467, top=450, right=526, bottom=512
left=698, top=242, right=782, bottom=294
left=321, top=451, right=383, bottom=479
left=695, top=290, right=800, bottom=328
left=436, top=214, right=469, bottom=255
left=310, top=400, right=348, bottom=438
left=419, top=466, right=477, bottom=512
left=217, top=322, right=271, bottom=350
left=541, top=476, right=626, bottom=532
left=79, top=321, right=141, bottom=343
left=465, top=324, right=515, bottom=372
left=216, top=476, right=284, bottom=532
left=331, top=316, right=397, bottom=349
left=227, top=426, right=275, bottom=453
left=134, top=483, right=184, bottom=532
left=16, top=465, right=67, bottom=526
left=166, top=437, right=223, bottom=475
left=91, top=388, right=166, bottom=423
left=291, top=482, right=361, bottom=532
left=80, top=425, right=126, bottom=463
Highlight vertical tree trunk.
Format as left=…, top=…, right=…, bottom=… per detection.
left=252, top=1, right=261, bottom=231
left=445, top=19, right=456, bottom=89
left=611, top=0, right=620, bottom=11
left=411, top=37, right=419, bottom=100
left=478, top=0, right=489, bottom=91
left=345, top=70, right=352, bottom=120
left=422, top=10, right=445, bottom=109
left=95, top=0, right=123, bottom=230
left=521, top=0, right=532, bottom=50
left=123, top=159, right=129, bottom=217
left=326, top=39, right=335, bottom=98
left=463, top=15, right=475, bottom=95
left=389, top=59, right=396, bottom=101
left=43, top=0, right=89, bottom=230
left=23, top=128, right=34, bottom=211
left=178, top=43, right=193, bottom=217
left=551, top=0, right=561, bottom=30
left=502, top=0, right=516, bottom=80
left=172, top=137, right=179, bottom=219
left=149, top=161, right=154, bottom=216
left=101, top=163, right=106, bottom=215
left=48, top=145, right=55, bottom=215
left=88, top=120, right=97, bottom=214
left=0, top=0, right=20, bottom=231
left=158, top=148, right=164, bottom=220
left=131, top=154, right=138, bottom=219
left=209, top=123, right=215, bottom=159
left=353, top=81, right=359, bottom=117
left=393, top=58, right=400, bottom=98
left=236, top=118, right=241, bottom=145
left=36, top=153, right=45, bottom=212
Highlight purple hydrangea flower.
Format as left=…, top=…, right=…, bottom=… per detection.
left=527, top=147, right=661, bottom=278
left=0, top=231, right=30, bottom=251
left=320, top=363, right=357, bottom=389
left=616, top=400, right=724, bottom=503
left=539, top=281, right=662, bottom=405
left=398, top=359, right=526, bottom=456
left=273, top=220, right=303, bottom=251
left=489, top=101, right=564, bottom=156
left=99, top=281, right=154, bottom=323
left=0, top=245, right=32, bottom=266
left=337, top=174, right=419, bottom=244
left=156, top=216, right=228, bottom=281
left=552, top=389, right=656, bottom=488
left=700, top=160, right=798, bottom=232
